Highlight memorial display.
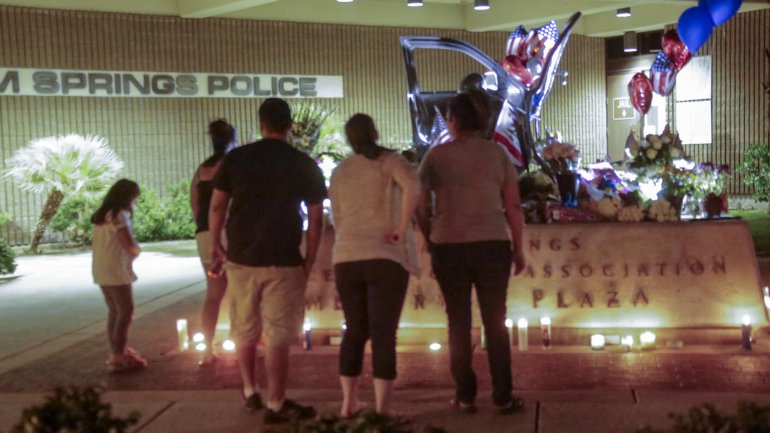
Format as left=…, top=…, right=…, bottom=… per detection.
left=393, top=10, right=763, bottom=343
left=196, top=9, right=764, bottom=350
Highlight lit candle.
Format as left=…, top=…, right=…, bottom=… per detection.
left=222, top=339, right=236, bottom=352
left=517, top=318, right=528, bottom=351
left=503, top=318, right=513, bottom=350
left=764, top=287, right=770, bottom=310
left=741, top=315, right=752, bottom=351
left=590, top=334, right=605, bottom=350
left=192, top=332, right=205, bottom=343
left=540, top=317, right=552, bottom=349
left=176, top=319, right=189, bottom=351
left=621, top=335, right=634, bottom=351
left=429, top=342, right=442, bottom=351
left=640, top=331, right=656, bottom=350
left=303, top=320, right=312, bottom=350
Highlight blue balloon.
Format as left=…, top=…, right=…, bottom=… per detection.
left=677, top=6, right=715, bottom=53
left=706, top=0, right=743, bottom=26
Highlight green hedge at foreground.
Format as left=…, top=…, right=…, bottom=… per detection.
left=51, top=180, right=196, bottom=245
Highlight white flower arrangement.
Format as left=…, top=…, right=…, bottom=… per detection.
left=595, top=196, right=622, bottom=219
left=617, top=205, right=645, bottom=222
left=647, top=198, right=678, bottom=222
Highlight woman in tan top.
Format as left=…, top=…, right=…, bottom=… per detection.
left=329, top=113, right=419, bottom=417
left=417, top=91, right=526, bottom=414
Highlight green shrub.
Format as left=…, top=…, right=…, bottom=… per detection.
left=0, top=212, right=16, bottom=275
left=162, top=180, right=197, bottom=240
left=637, top=401, right=770, bottom=433
left=737, top=143, right=770, bottom=203
left=13, top=385, right=139, bottom=433
left=50, top=180, right=195, bottom=245
left=133, top=180, right=195, bottom=242
left=50, top=195, right=99, bottom=245
left=0, top=240, right=17, bottom=275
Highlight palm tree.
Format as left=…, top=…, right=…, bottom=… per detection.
left=5, top=134, right=123, bottom=253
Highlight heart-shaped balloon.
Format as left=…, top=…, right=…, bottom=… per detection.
left=628, top=72, right=653, bottom=115
left=649, top=52, right=677, bottom=96
left=503, top=55, right=534, bottom=88
left=661, top=29, right=692, bottom=72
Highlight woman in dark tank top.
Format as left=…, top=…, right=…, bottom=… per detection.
left=190, top=118, right=236, bottom=365
left=195, top=180, right=214, bottom=233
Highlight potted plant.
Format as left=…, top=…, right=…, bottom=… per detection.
left=696, top=163, right=730, bottom=218
left=737, top=143, right=770, bottom=214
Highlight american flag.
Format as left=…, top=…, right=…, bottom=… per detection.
left=531, top=21, right=559, bottom=61
left=492, top=101, right=525, bottom=167
left=429, top=107, right=451, bottom=146
left=506, top=26, right=529, bottom=58
left=650, top=52, right=677, bottom=96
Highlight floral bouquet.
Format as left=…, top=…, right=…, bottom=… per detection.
left=538, top=138, right=581, bottom=206
left=541, top=141, right=581, bottom=174
left=290, top=102, right=335, bottom=155
left=695, top=162, right=730, bottom=217
left=626, top=125, right=685, bottom=169
left=694, top=163, right=729, bottom=198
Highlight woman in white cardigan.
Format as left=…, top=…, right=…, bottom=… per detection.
left=329, top=113, right=419, bottom=417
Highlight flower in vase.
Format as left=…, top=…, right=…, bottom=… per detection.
left=540, top=141, right=580, bottom=174
left=627, top=125, right=685, bottom=169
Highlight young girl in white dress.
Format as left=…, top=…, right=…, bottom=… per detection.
left=91, top=178, right=146, bottom=373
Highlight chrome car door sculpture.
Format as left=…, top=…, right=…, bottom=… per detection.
left=400, top=12, right=581, bottom=174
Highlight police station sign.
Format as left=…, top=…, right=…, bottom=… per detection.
left=0, top=68, right=343, bottom=98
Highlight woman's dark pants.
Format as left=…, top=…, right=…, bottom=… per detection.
left=335, top=259, right=409, bottom=380
left=431, top=241, right=513, bottom=406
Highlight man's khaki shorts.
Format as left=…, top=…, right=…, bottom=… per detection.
left=225, top=262, right=306, bottom=347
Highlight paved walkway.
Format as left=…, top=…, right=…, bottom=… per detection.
left=1, top=243, right=770, bottom=432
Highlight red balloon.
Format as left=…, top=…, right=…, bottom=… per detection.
left=628, top=72, right=653, bottom=115
left=661, top=29, right=692, bottom=72
left=503, top=55, right=534, bottom=88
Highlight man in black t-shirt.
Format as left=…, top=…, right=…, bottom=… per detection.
left=210, top=98, right=327, bottom=424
